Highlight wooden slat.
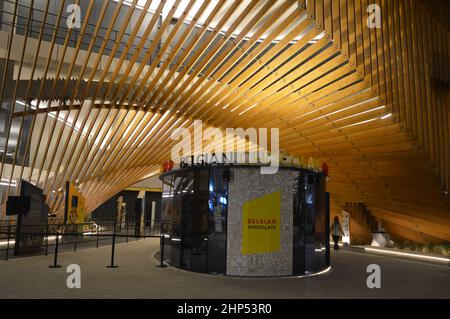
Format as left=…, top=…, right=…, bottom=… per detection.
left=0, top=0, right=448, bottom=243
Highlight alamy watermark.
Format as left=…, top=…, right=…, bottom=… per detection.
left=66, top=4, right=81, bottom=29
left=367, top=4, right=382, bottom=29
left=366, top=264, right=381, bottom=289
left=65, top=3, right=381, bottom=30
left=66, top=264, right=81, bottom=289
left=171, top=120, right=280, bottom=175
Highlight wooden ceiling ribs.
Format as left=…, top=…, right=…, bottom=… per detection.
left=39, top=0, right=98, bottom=191
left=163, top=0, right=262, bottom=113
left=24, top=0, right=74, bottom=184
left=151, top=0, right=239, bottom=109
left=138, top=0, right=214, bottom=109
left=0, top=0, right=21, bottom=183
left=46, top=0, right=130, bottom=201
left=49, top=0, right=149, bottom=205
left=81, top=0, right=220, bottom=190
left=192, top=12, right=313, bottom=120
left=54, top=0, right=147, bottom=188
left=1, top=0, right=36, bottom=197
left=294, top=0, right=450, bottom=243
left=168, top=1, right=278, bottom=116
left=81, top=0, right=220, bottom=196
left=2, top=0, right=67, bottom=197
left=83, top=1, right=292, bottom=198
left=84, top=0, right=246, bottom=193
left=183, top=1, right=298, bottom=119
left=12, top=0, right=52, bottom=203
left=71, top=0, right=168, bottom=192
left=0, top=0, right=448, bottom=243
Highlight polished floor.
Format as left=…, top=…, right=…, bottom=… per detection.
left=0, top=239, right=449, bottom=299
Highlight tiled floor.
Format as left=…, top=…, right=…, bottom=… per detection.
left=0, top=238, right=449, bottom=299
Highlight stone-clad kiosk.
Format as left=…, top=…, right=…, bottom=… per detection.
left=160, top=163, right=330, bottom=277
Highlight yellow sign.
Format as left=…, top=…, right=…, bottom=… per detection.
left=65, top=182, right=85, bottom=224
left=242, top=191, right=281, bottom=255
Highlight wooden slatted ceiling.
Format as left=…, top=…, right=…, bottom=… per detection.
left=0, top=0, right=448, bottom=243
left=302, top=0, right=450, bottom=242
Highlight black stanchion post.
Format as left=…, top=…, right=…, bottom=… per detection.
left=96, top=224, right=99, bottom=248
left=107, top=222, right=118, bottom=268
left=158, top=234, right=167, bottom=268
left=45, top=224, right=49, bottom=256
left=5, top=225, right=11, bottom=261
left=49, top=232, right=61, bottom=268
left=126, top=218, right=129, bottom=243
left=73, top=225, right=77, bottom=252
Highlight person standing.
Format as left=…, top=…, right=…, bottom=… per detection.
left=331, top=216, right=344, bottom=250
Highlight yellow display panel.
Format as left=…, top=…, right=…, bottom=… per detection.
left=242, top=191, right=281, bottom=255
left=65, top=182, right=85, bottom=224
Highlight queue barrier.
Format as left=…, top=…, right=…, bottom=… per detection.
left=0, top=219, right=163, bottom=269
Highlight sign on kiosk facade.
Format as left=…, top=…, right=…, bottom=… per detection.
left=242, top=191, right=281, bottom=255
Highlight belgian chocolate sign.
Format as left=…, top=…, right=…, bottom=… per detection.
left=180, top=153, right=233, bottom=168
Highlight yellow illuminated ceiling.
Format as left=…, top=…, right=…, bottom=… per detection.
left=0, top=0, right=449, bottom=243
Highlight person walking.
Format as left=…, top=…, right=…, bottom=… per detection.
left=331, top=216, right=344, bottom=250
